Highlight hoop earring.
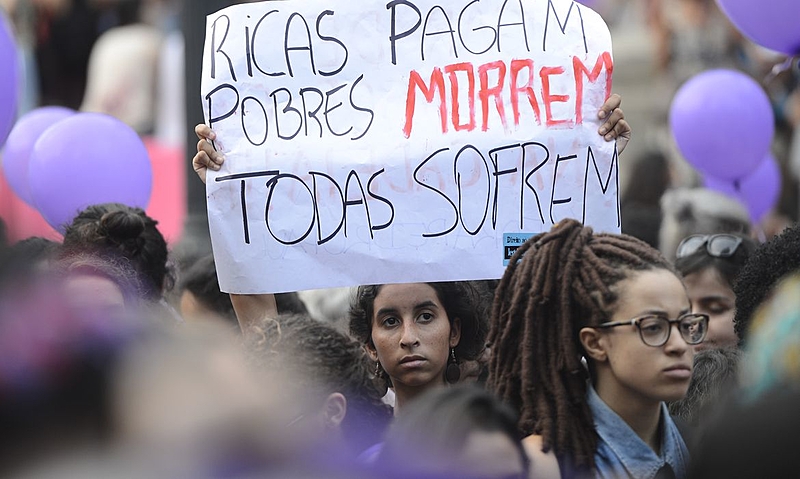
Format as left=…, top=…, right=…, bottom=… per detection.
left=445, top=348, right=460, bottom=384
left=374, top=361, right=389, bottom=396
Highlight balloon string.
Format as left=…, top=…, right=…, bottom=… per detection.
left=754, top=224, right=767, bottom=244
left=764, top=57, right=796, bottom=84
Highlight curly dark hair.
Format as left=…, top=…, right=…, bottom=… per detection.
left=487, top=219, right=674, bottom=471
left=247, top=314, right=392, bottom=453
left=734, top=224, right=800, bottom=344
left=668, top=348, right=740, bottom=427
left=349, top=281, right=488, bottom=363
left=63, top=203, right=172, bottom=300
left=53, top=253, right=144, bottom=308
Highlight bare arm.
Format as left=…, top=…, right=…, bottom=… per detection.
left=192, top=125, right=279, bottom=338
left=230, top=293, right=278, bottom=341
left=522, top=435, right=562, bottom=479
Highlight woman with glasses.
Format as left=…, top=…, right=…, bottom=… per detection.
left=488, top=219, right=707, bottom=479
left=675, top=234, right=756, bottom=351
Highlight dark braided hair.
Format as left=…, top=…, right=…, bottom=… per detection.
left=486, top=219, right=673, bottom=470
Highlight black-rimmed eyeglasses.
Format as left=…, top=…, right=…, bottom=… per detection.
left=676, top=234, right=744, bottom=260
left=592, top=313, right=709, bottom=347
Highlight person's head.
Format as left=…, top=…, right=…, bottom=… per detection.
left=659, top=188, right=751, bottom=262
left=112, top=320, right=300, bottom=475
left=739, top=274, right=800, bottom=402
left=63, top=203, right=171, bottom=301
left=0, top=237, right=61, bottom=290
left=734, top=223, right=800, bottom=345
left=178, top=254, right=238, bottom=328
left=675, top=233, right=757, bottom=350
left=54, top=253, right=144, bottom=318
left=378, top=385, right=528, bottom=479
left=179, top=254, right=308, bottom=329
left=0, top=274, right=142, bottom=475
left=248, top=314, right=392, bottom=456
left=668, top=348, right=741, bottom=428
left=7, top=237, right=60, bottom=269
left=621, top=149, right=670, bottom=207
left=349, top=282, right=487, bottom=397
left=488, top=219, right=706, bottom=470
left=688, top=387, right=800, bottom=479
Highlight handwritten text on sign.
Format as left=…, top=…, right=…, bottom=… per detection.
left=202, top=0, right=618, bottom=294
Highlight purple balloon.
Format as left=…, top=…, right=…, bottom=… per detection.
left=705, top=154, right=781, bottom=223
left=2, top=107, right=75, bottom=204
left=28, top=113, right=152, bottom=233
left=0, top=12, right=19, bottom=148
left=670, top=69, right=774, bottom=181
left=716, top=0, right=800, bottom=56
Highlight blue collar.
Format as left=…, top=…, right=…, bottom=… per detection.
left=588, top=386, right=690, bottom=479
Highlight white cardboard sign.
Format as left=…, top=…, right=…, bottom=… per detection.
left=201, top=0, right=618, bottom=293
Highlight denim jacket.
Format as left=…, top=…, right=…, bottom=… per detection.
left=588, top=386, right=690, bottom=479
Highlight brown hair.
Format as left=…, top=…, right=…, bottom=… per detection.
left=486, top=219, right=673, bottom=470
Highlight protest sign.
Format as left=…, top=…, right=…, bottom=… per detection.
left=201, top=0, right=618, bottom=293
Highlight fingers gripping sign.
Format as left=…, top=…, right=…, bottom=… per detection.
left=199, top=0, right=622, bottom=294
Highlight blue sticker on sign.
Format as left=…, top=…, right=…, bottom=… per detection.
left=503, top=233, right=535, bottom=266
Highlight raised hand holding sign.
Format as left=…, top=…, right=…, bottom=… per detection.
left=200, top=0, right=621, bottom=294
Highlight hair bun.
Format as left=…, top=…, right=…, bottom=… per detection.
left=99, top=210, right=146, bottom=243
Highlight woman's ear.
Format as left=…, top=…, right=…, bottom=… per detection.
left=322, top=392, right=347, bottom=429
left=364, top=340, right=379, bottom=362
left=579, top=327, right=608, bottom=363
left=449, top=317, right=462, bottom=348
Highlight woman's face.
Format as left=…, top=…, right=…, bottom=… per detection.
left=591, top=269, right=694, bottom=404
left=682, top=267, right=737, bottom=351
left=368, top=283, right=460, bottom=390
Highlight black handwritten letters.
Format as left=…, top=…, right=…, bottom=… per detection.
left=201, top=0, right=617, bottom=261
left=214, top=141, right=618, bottom=246
left=205, top=9, right=373, bottom=145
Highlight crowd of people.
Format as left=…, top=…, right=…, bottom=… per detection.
left=2, top=1, right=800, bottom=478
left=0, top=98, right=799, bottom=477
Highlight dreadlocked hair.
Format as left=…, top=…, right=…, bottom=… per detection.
left=486, top=219, right=673, bottom=470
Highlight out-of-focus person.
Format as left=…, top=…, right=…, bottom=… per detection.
left=674, top=233, right=756, bottom=351
left=688, top=274, right=800, bottom=479
left=245, top=314, right=393, bottom=463
left=620, top=149, right=672, bottom=249
left=177, top=253, right=309, bottom=330
left=668, top=348, right=740, bottom=445
left=739, top=273, right=800, bottom=401
left=62, top=203, right=176, bottom=304
left=733, top=223, right=800, bottom=345
left=377, top=385, right=528, bottom=479
left=54, top=252, right=144, bottom=319
left=659, top=188, right=750, bottom=263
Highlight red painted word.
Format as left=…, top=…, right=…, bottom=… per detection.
left=403, top=51, right=612, bottom=138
